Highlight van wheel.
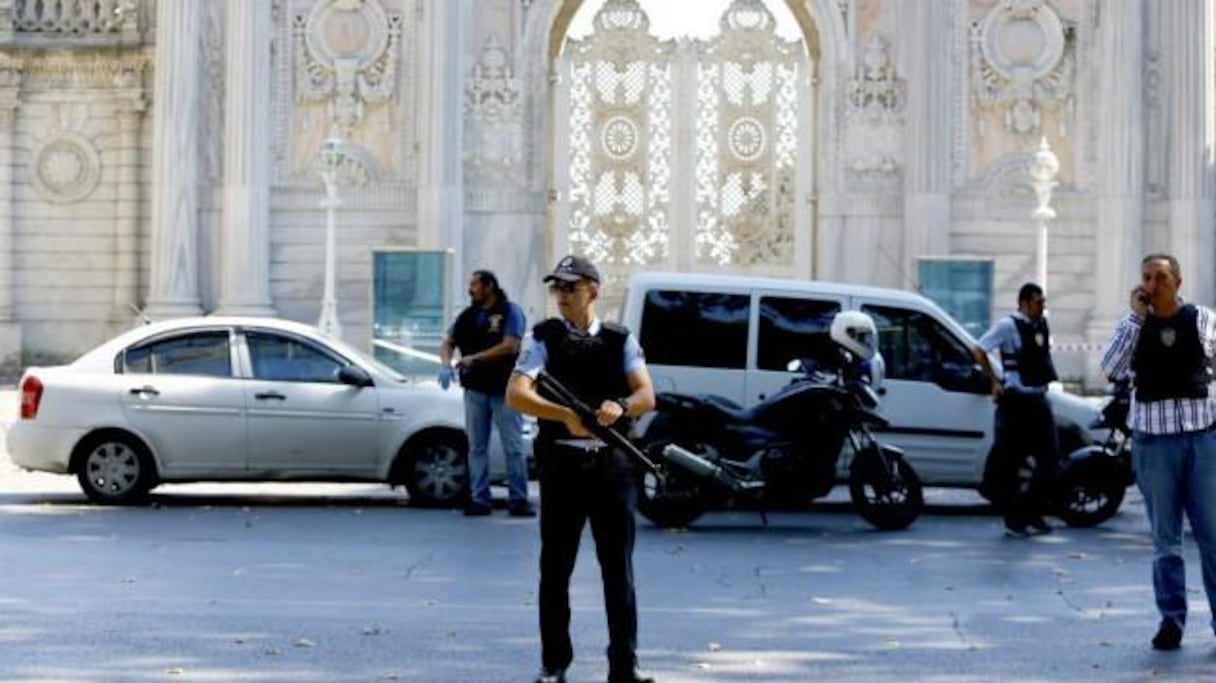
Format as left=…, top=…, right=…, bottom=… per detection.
left=75, top=433, right=156, bottom=505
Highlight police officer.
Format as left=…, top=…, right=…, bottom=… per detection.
left=438, top=269, right=533, bottom=517
left=506, top=255, right=656, bottom=683
left=1101, top=253, right=1216, bottom=651
left=972, top=282, right=1059, bottom=538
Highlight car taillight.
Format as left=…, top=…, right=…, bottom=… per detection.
left=20, top=375, right=42, bottom=420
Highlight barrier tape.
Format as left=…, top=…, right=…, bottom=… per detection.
left=1050, top=341, right=1107, bottom=352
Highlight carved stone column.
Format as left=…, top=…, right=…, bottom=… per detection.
left=1087, top=0, right=1144, bottom=378
left=113, top=95, right=146, bottom=327
left=902, top=0, right=953, bottom=282
left=416, top=0, right=467, bottom=295
left=215, top=0, right=275, bottom=316
left=1162, top=0, right=1216, bottom=304
left=0, top=55, right=21, bottom=364
left=145, top=0, right=203, bottom=318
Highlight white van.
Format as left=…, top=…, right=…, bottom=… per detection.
left=618, top=272, right=1104, bottom=491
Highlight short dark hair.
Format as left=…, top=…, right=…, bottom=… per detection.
left=1017, top=283, right=1044, bottom=303
left=472, top=269, right=507, bottom=300
left=1141, top=253, right=1181, bottom=280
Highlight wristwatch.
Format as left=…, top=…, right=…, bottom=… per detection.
left=614, top=398, right=630, bottom=415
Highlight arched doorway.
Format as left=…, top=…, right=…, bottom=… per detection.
left=545, top=0, right=826, bottom=305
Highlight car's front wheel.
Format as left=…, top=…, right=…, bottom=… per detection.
left=399, top=433, right=469, bottom=508
left=74, top=432, right=156, bottom=505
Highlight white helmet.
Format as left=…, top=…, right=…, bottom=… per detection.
left=830, top=310, right=878, bottom=361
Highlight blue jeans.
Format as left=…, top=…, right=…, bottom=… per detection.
left=1132, top=427, right=1216, bottom=633
left=464, top=389, right=529, bottom=507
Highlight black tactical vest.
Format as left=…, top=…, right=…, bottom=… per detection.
left=451, top=298, right=518, bottom=394
left=533, top=318, right=632, bottom=448
left=1000, top=315, right=1059, bottom=389
left=1132, top=304, right=1210, bottom=402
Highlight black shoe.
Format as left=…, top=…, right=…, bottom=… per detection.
left=463, top=502, right=492, bottom=517
left=508, top=501, right=537, bottom=517
left=1027, top=518, right=1053, bottom=535
left=1152, top=620, right=1182, bottom=650
left=1003, top=524, right=1029, bottom=539
left=608, top=671, right=655, bottom=683
left=534, top=667, right=566, bottom=683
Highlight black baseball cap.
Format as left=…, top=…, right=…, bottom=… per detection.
left=543, top=255, right=601, bottom=284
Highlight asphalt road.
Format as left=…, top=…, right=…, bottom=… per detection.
left=0, top=393, right=1214, bottom=682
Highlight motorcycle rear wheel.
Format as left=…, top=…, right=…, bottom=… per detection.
left=849, top=456, right=924, bottom=531
left=636, top=440, right=710, bottom=529
left=1054, top=455, right=1128, bottom=528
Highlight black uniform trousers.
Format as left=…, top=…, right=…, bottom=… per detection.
left=538, top=446, right=638, bottom=674
left=991, top=391, right=1059, bottom=527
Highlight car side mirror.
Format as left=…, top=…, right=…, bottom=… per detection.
left=936, top=362, right=989, bottom=394
left=338, top=365, right=374, bottom=388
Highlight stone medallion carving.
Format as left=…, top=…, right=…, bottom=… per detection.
left=32, top=132, right=101, bottom=204
left=293, top=0, right=401, bottom=137
left=969, top=0, right=1074, bottom=135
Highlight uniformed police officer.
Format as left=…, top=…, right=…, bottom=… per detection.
left=972, top=282, right=1059, bottom=538
left=438, top=269, right=533, bottom=517
left=1101, top=253, right=1216, bottom=651
left=506, top=255, right=656, bottom=683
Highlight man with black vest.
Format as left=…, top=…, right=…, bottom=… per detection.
left=972, top=282, right=1060, bottom=538
left=1101, top=253, right=1216, bottom=651
left=507, top=255, right=656, bottom=683
left=438, top=269, right=533, bottom=517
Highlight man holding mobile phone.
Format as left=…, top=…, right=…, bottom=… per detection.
left=1101, top=253, right=1216, bottom=651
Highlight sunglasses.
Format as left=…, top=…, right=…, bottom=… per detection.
left=548, top=281, right=585, bottom=294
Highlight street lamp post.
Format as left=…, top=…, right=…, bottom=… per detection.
left=1028, top=136, right=1060, bottom=292
left=316, top=137, right=346, bottom=339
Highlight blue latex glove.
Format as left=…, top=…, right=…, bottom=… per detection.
left=438, top=365, right=455, bottom=390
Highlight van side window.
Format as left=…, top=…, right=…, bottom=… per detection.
left=862, top=305, right=973, bottom=381
left=757, top=297, right=842, bottom=370
left=640, top=290, right=749, bottom=369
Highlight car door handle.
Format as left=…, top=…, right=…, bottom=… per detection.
left=255, top=391, right=287, bottom=401
left=128, top=386, right=159, bottom=396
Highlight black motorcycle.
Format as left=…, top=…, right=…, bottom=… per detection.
left=635, top=350, right=924, bottom=531
left=1050, top=378, right=1134, bottom=527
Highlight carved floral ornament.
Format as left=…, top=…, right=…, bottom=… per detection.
left=293, top=0, right=401, bottom=137
left=845, top=33, right=904, bottom=177
left=969, top=0, right=1075, bottom=136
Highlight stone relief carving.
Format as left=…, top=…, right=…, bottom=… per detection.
left=202, top=0, right=224, bottom=181
left=969, top=0, right=1075, bottom=136
left=845, top=33, right=904, bottom=181
left=292, top=0, right=401, bottom=137
left=465, top=35, right=523, bottom=186
left=31, top=131, right=101, bottom=204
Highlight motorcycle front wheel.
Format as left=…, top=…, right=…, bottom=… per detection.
left=849, top=453, right=924, bottom=531
left=635, top=440, right=711, bottom=529
left=1053, top=453, right=1128, bottom=528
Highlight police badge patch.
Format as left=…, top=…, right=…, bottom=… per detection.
left=1160, top=327, right=1177, bottom=347
left=1034, top=332, right=1045, bottom=347
left=488, top=313, right=503, bottom=333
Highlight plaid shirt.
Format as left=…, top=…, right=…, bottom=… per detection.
left=1100, top=304, right=1216, bottom=435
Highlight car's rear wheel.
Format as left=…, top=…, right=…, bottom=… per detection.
left=74, top=433, right=156, bottom=505
left=400, top=433, right=468, bottom=508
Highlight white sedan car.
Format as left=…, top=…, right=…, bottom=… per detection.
left=7, top=317, right=504, bottom=506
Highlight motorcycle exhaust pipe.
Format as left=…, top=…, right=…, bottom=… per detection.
left=661, top=444, right=761, bottom=493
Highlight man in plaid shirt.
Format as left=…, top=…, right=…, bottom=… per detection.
left=1100, top=253, right=1216, bottom=651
